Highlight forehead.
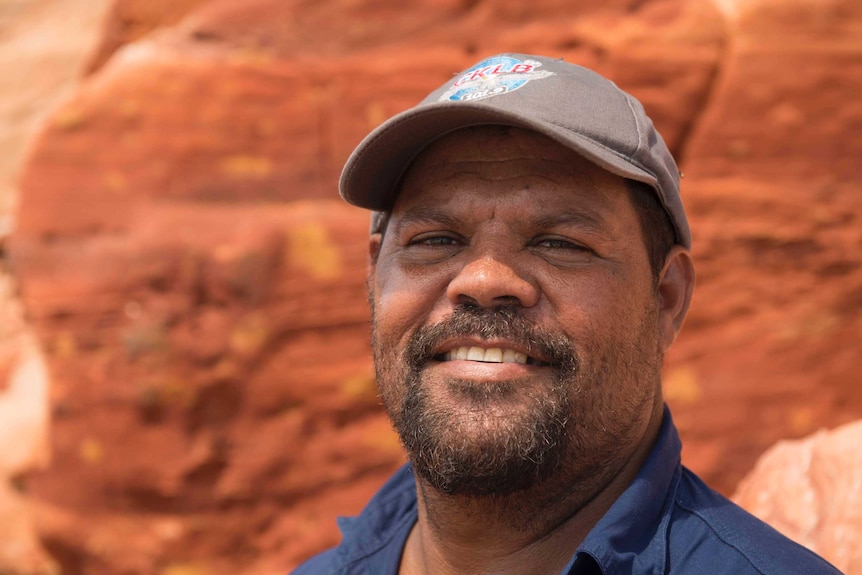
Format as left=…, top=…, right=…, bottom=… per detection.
left=393, top=125, right=629, bottom=216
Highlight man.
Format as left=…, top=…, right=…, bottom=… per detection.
left=294, top=54, right=841, bottom=574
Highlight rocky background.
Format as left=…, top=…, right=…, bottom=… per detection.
left=0, top=0, right=860, bottom=573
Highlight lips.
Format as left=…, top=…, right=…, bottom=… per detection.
left=405, top=305, right=571, bottom=372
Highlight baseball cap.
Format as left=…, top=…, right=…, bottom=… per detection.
left=339, top=53, right=691, bottom=249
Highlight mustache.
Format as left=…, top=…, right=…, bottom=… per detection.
left=404, top=304, right=578, bottom=372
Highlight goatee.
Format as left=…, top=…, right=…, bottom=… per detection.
left=374, top=304, right=579, bottom=497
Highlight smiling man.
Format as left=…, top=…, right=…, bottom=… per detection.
left=293, top=54, right=840, bottom=575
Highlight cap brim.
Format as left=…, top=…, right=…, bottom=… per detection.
left=339, top=101, right=660, bottom=212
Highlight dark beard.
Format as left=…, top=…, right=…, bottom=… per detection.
left=378, top=304, right=579, bottom=497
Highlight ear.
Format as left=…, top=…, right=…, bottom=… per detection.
left=657, top=246, right=695, bottom=351
left=368, top=233, right=382, bottom=269
left=366, top=233, right=383, bottom=309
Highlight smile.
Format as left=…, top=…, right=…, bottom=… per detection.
left=438, top=346, right=550, bottom=366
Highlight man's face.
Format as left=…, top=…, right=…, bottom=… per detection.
left=368, top=126, right=670, bottom=498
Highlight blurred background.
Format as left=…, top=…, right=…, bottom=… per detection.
left=0, top=0, right=860, bottom=573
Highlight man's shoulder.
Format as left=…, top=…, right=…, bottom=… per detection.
left=668, top=467, right=842, bottom=574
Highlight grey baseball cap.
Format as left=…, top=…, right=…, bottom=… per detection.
left=339, top=53, right=691, bottom=249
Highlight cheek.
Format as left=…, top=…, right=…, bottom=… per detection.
left=547, top=271, right=657, bottom=351
left=376, top=290, right=421, bottom=343
left=541, top=273, right=620, bottom=328
left=373, top=259, right=453, bottom=334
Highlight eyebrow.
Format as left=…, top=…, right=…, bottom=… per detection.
left=392, top=206, right=609, bottom=239
left=531, top=210, right=607, bottom=234
left=392, top=207, right=465, bottom=235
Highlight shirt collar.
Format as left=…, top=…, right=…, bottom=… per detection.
left=566, top=405, right=682, bottom=575
left=333, top=464, right=417, bottom=573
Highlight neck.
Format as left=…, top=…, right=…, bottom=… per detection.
left=399, top=407, right=665, bottom=575
left=401, top=485, right=600, bottom=575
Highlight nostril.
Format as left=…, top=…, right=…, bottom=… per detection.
left=453, top=293, right=526, bottom=310
left=493, top=295, right=522, bottom=306
left=453, top=294, right=481, bottom=308
left=446, top=256, right=540, bottom=309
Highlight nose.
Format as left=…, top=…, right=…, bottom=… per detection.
left=446, top=254, right=540, bottom=309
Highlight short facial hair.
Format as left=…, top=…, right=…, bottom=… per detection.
left=374, top=304, right=579, bottom=497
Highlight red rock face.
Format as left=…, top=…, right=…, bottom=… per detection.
left=667, top=0, right=862, bottom=496
left=85, top=0, right=213, bottom=73
left=7, top=0, right=862, bottom=572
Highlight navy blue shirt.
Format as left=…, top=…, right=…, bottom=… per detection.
left=293, top=409, right=842, bottom=574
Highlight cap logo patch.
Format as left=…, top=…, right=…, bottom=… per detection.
left=438, top=56, right=554, bottom=102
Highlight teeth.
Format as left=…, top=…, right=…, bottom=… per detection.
left=484, top=348, right=502, bottom=362
left=467, top=347, right=485, bottom=361
left=444, top=346, right=528, bottom=364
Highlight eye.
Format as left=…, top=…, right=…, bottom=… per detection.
left=413, top=235, right=460, bottom=246
left=407, top=232, right=463, bottom=247
left=534, top=237, right=591, bottom=251
left=530, top=235, right=596, bottom=265
left=399, top=232, right=466, bottom=264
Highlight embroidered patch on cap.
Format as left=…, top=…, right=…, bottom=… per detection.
left=438, top=56, right=555, bottom=103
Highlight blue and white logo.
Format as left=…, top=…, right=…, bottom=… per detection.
left=439, top=56, right=555, bottom=102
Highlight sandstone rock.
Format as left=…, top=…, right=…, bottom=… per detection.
left=733, top=420, right=862, bottom=574
left=0, top=483, right=58, bottom=575
left=0, top=0, right=111, bottom=220
left=0, top=2, right=113, bottom=573
left=6, top=0, right=862, bottom=572
left=0, top=268, right=53, bottom=574
left=684, top=0, right=862, bottom=182
left=0, top=332, right=50, bottom=478
left=85, top=0, right=214, bottom=73
left=664, top=0, right=862, bottom=492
